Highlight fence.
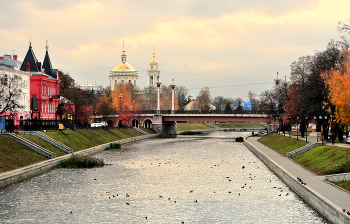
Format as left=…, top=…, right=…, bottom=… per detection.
left=0, top=117, right=89, bottom=132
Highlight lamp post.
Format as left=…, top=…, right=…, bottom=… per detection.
left=289, top=116, right=291, bottom=138
left=296, top=117, right=299, bottom=140
left=170, top=79, right=176, bottom=114
left=119, top=94, right=122, bottom=113
left=156, top=80, right=161, bottom=114
left=314, top=116, right=318, bottom=142
left=305, top=117, right=308, bottom=143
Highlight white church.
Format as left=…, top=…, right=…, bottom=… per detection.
left=109, top=43, right=160, bottom=91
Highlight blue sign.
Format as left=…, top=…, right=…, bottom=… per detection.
left=0, top=117, right=5, bottom=130
left=233, top=102, right=252, bottom=111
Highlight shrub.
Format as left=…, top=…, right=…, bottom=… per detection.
left=61, top=154, right=104, bottom=168
left=105, top=143, right=121, bottom=150
left=179, top=131, right=203, bottom=135
left=236, top=137, right=244, bottom=142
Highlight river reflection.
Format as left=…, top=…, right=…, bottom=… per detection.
left=0, top=132, right=329, bottom=223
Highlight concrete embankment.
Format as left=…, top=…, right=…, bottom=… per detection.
left=244, top=138, right=350, bottom=224
left=0, top=134, right=158, bottom=188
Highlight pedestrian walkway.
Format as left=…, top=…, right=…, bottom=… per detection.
left=246, top=137, right=350, bottom=222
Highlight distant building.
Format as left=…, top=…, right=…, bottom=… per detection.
left=0, top=54, right=22, bottom=70
left=0, top=63, right=31, bottom=124
left=147, top=47, right=160, bottom=88
left=79, top=84, right=103, bottom=92
left=20, top=42, right=61, bottom=119
left=109, top=43, right=138, bottom=91
left=184, top=101, right=216, bottom=111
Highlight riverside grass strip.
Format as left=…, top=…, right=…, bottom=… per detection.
left=258, top=133, right=350, bottom=175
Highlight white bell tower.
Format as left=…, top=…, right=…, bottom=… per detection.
left=147, top=46, right=160, bottom=88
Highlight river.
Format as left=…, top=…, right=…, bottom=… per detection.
left=0, top=131, right=329, bottom=223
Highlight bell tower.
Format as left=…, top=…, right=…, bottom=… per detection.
left=147, top=46, right=160, bottom=88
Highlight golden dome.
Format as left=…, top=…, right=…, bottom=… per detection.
left=112, top=62, right=136, bottom=72
left=151, top=59, right=157, bottom=63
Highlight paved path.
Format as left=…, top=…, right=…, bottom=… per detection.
left=246, top=137, right=350, bottom=217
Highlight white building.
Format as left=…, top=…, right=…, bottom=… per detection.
left=0, top=57, right=31, bottom=121
left=147, top=48, right=160, bottom=88
left=109, top=44, right=138, bottom=91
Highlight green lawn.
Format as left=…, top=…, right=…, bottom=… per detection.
left=258, top=133, right=308, bottom=156
left=333, top=181, right=350, bottom=192
left=292, top=145, right=350, bottom=175
left=214, top=122, right=265, bottom=129
left=0, top=137, right=46, bottom=173
left=258, top=133, right=350, bottom=175
left=177, top=123, right=213, bottom=131
left=45, top=128, right=142, bottom=151
left=19, top=134, right=68, bottom=157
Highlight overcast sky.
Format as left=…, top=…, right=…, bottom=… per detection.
left=0, top=0, right=349, bottom=100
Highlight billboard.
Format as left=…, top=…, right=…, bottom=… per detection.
left=233, top=102, right=252, bottom=111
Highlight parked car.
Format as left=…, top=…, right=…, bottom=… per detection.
left=345, top=137, right=350, bottom=144
left=91, top=123, right=102, bottom=128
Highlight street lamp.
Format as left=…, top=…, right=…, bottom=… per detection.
left=296, top=117, right=299, bottom=140
left=305, top=117, right=308, bottom=143
left=119, top=94, right=122, bottom=113
left=314, top=116, right=318, bottom=142
left=170, top=79, right=176, bottom=114
left=156, top=78, right=161, bottom=114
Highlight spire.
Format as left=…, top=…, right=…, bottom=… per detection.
left=46, top=40, right=49, bottom=52
left=121, top=40, right=127, bottom=63
left=43, top=40, right=56, bottom=78
left=151, top=45, right=157, bottom=63
left=153, top=45, right=155, bottom=61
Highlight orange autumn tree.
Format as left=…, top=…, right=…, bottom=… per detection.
left=321, top=51, right=350, bottom=126
left=111, top=83, right=143, bottom=126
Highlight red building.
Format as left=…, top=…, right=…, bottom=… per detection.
left=20, top=43, right=61, bottom=119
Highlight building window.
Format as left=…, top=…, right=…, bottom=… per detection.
left=121, top=80, right=124, bottom=84
left=129, top=80, right=131, bottom=83
left=115, top=80, right=117, bottom=85
left=134, top=80, right=136, bottom=85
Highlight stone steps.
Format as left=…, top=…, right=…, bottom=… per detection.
left=0, top=133, right=55, bottom=159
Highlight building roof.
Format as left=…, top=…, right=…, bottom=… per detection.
left=20, top=44, right=40, bottom=72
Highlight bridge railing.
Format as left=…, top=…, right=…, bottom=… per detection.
left=131, top=110, right=265, bottom=115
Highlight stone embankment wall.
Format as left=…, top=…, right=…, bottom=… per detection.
left=243, top=139, right=350, bottom=224
left=326, top=173, right=350, bottom=182
left=0, top=134, right=158, bottom=188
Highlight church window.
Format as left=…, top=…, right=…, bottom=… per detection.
left=151, top=65, right=153, bottom=69
left=115, top=80, right=117, bottom=85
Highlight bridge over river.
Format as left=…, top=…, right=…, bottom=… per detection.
left=98, top=112, right=271, bottom=134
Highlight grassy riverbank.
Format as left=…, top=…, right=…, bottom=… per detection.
left=258, top=134, right=350, bottom=175
left=214, top=122, right=265, bottom=129
left=258, top=133, right=307, bottom=156
left=45, top=128, right=142, bottom=151
left=333, top=181, right=350, bottom=192
left=0, top=137, right=46, bottom=173
left=0, top=128, right=143, bottom=174
left=177, top=122, right=213, bottom=131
